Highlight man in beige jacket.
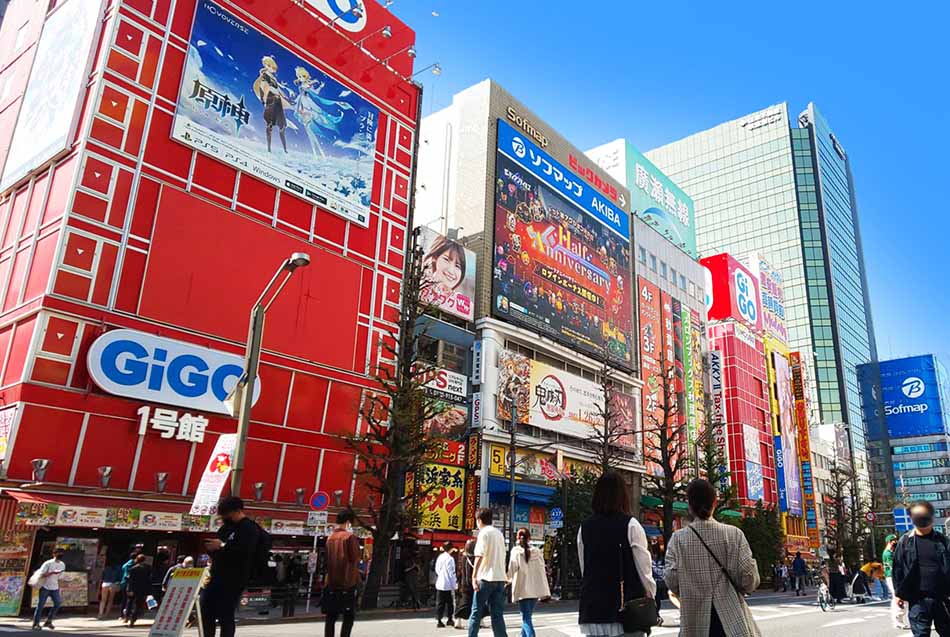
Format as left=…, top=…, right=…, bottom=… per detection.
left=666, top=479, right=761, bottom=637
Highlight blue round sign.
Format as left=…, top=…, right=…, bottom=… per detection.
left=550, top=507, right=564, bottom=522
left=310, top=491, right=329, bottom=511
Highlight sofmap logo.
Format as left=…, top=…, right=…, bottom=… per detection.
left=87, top=329, right=261, bottom=415
left=734, top=268, right=758, bottom=326
left=304, top=0, right=368, bottom=33
left=511, top=136, right=527, bottom=159
left=902, top=376, right=925, bottom=399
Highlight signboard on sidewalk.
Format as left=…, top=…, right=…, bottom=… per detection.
left=149, top=568, right=206, bottom=637
left=190, top=434, right=237, bottom=515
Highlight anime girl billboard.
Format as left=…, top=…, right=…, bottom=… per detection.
left=172, top=0, right=380, bottom=227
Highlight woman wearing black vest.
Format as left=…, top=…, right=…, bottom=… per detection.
left=577, top=471, right=656, bottom=636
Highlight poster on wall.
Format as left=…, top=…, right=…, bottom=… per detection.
left=492, top=119, right=633, bottom=369
left=418, top=227, right=476, bottom=321
left=0, top=406, right=18, bottom=462
left=0, top=0, right=105, bottom=191
left=172, top=0, right=380, bottom=227
left=689, top=310, right=705, bottom=437
left=496, top=350, right=637, bottom=446
left=773, top=352, right=803, bottom=516
left=0, top=531, right=34, bottom=616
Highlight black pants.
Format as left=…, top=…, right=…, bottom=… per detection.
left=436, top=590, right=454, bottom=622
left=909, top=597, right=950, bottom=636
left=710, top=604, right=726, bottom=637
left=323, top=588, right=356, bottom=637
left=123, top=592, right=146, bottom=624
left=201, top=581, right=243, bottom=637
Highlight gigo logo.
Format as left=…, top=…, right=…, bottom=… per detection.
left=511, top=136, right=527, bottom=159
left=87, top=329, right=261, bottom=415
left=303, top=0, right=368, bottom=33
left=902, top=376, right=925, bottom=399
left=734, top=268, right=758, bottom=326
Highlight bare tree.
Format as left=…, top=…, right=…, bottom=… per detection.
left=696, top=414, right=739, bottom=517
left=825, top=460, right=866, bottom=568
left=642, top=363, right=690, bottom=545
left=587, top=358, right=638, bottom=474
left=345, top=231, right=441, bottom=610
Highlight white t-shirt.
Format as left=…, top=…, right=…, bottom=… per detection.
left=474, top=524, right=507, bottom=583
left=435, top=552, right=457, bottom=591
left=37, top=558, right=66, bottom=591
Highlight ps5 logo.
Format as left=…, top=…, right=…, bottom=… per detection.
left=304, top=0, right=368, bottom=33
left=902, top=376, right=925, bottom=399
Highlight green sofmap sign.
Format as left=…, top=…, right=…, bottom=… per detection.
left=626, top=143, right=697, bottom=257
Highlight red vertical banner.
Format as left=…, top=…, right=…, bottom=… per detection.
left=638, top=277, right=663, bottom=476
left=660, top=292, right=687, bottom=468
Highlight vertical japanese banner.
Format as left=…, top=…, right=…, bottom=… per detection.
left=690, top=310, right=705, bottom=438
left=709, top=350, right=729, bottom=491
left=662, top=292, right=686, bottom=471
left=638, top=277, right=663, bottom=476
left=190, top=434, right=237, bottom=515
left=463, top=474, right=479, bottom=531
left=791, top=352, right=819, bottom=548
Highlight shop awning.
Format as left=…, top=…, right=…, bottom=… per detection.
left=718, top=509, right=743, bottom=519
left=639, top=496, right=689, bottom=514
left=487, top=478, right=555, bottom=504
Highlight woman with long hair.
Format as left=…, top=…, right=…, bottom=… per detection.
left=577, top=471, right=655, bottom=637
left=453, top=540, right=476, bottom=630
left=508, top=528, right=550, bottom=637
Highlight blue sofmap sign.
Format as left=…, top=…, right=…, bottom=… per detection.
left=879, top=355, right=947, bottom=439
left=496, top=120, right=630, bottom=241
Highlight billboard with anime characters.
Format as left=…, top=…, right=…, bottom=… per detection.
left=492, top=120, right=633, bottom=370
left=172, top=0, right=380, bottom=227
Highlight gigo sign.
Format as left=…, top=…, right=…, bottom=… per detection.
left=87, top=329, right=260, bottom=415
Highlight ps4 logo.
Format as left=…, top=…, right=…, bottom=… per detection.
left=87, top=329, right=261, bottom=415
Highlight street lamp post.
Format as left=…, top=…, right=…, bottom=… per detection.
left=229, top=252, right=311, bottom=497
left=508, top=400, right=518, bottom=551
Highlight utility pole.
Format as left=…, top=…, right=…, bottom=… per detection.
left=508, top=400, right=518, bottom=550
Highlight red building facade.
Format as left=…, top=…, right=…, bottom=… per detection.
left=0, top=0, right=420, bottom=595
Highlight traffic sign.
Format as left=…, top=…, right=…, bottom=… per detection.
left=549, top=520, right=564, bottom=529
left=865, top=511, right=876, bottom=523
left=310, top=491, right=329, bottom=511
left=550, top=507, right=564, bottom=522
left=307, top=510, right=328, bottom=526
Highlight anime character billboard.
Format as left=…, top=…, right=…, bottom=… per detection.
left=418, top=227, right=476, bottom=321
left=172, top=1, right=380, bottom=227
left=492, top=121, right=633, bottom=370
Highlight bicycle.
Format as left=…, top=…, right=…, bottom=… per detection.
left=817, top=582, right=836, bottom=612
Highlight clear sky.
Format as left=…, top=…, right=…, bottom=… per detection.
left=392, top=0, right=950, bottom=369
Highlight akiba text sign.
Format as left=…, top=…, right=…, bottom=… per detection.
left=87, top=329, right=260, bottom=415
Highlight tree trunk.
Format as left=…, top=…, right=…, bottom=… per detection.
left=361, top=500, right=398, bottom=609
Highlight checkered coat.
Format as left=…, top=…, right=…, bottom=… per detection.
left=665, top=519, right=761, bottom=637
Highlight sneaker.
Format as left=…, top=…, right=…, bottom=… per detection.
left=31, top=624, right=41, bottom=631
left=447, top=619, right=455, bottom=627
left=43, top=623, right=54, bottom=630
left=437, top=621, right=445, bottom=628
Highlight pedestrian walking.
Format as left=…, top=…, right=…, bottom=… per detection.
left=98, top=562, right=121, bottom=619
left=201, top=496, right=267, bottom=637
left=402, top=551, right=423, bottom=609
left=651, top=544, right=668, bottom=626
left=577, top=471, right=656, bottom=637
left=508, top=528, right=550, bottom=637
left=435, top=542, right=458, bottom=628
left=780, top=562, right=790, bottom=592
left=122, top=554, right=152, bottom=626
left=893, top=500, right=950, bottom=636
left=162, top=555, right=187, bottom=592
left=118, top=549, right=139, bottom=621
left=665, top=478, right=761, bottom=637
left=30, top=546, right=66, bottom=630
left=467, top=507, right=508, bottom=637
left=322, top=509, right=361, bottom=637
left=792, top=551, right=808, bottom=596
left=454, top=540, right=476, bottom=631
left=884, top=533, right=910, bottom=629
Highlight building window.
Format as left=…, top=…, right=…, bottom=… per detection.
left=660, top=261, right=667, bottom=279
left=13, top=23, right=29, bottom=52
left=649, top=254, right=657, bottom=272
left=670, top=267, right=677, bottom=285
left=679, top=274, right=687, bottom=291
left=638, top=246, right=647, bottom=263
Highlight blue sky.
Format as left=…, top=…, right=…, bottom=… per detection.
left=392, top=0, right=950, bottom=368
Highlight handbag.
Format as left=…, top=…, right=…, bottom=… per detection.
left=689, top=526, right=744, bottom=597
left=617, top=519, right=659, bottom=633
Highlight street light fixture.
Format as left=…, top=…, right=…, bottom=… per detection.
left=228, top=253, right=311, bottom=496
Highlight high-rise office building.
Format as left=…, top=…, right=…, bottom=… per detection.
left=647, top=103, right=879, bottom=495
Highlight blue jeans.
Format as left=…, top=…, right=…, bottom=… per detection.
left=518, top=598, right=537, bottom=637
left=468, top=580, right=506, bottom=637
left=33, top=588, right=62, bottom=625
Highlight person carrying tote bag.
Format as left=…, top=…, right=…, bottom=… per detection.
left=665, top=479, right=761, bottom=637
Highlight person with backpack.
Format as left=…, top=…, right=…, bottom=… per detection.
left=893, top=500, right=950, bottom=636
left=201, top=496, right=269, bottom=637
left=323, top=510, right=361, bottom=637
left=122, top=555, right=152, bottom=627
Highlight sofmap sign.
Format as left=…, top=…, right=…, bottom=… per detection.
left=304, top=0, right=368, bottom=33
left=879, top=355, right=947, bottom=439
left=87, top=329, right=260, bottom=415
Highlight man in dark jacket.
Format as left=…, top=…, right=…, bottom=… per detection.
left=201, top=496, right=262, bottom=637
left=893, top=500, right=950, bottom=636
left=792, top=552, right=808, bottom=596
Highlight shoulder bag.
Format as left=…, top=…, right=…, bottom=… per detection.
left=689, top=526, right=744, bottom=597
left=618, top=518, right=659, bottom=633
